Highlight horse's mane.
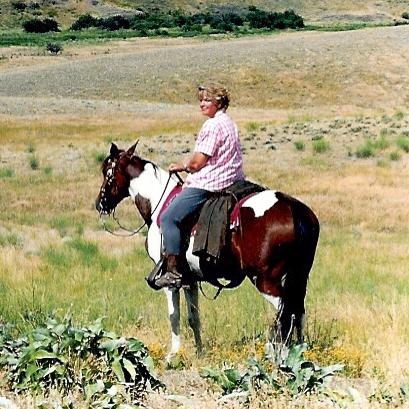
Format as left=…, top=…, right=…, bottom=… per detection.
left=129, top=155, right=161, bottom=179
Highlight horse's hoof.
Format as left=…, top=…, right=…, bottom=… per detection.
left=165, top=352, right=185, bottom=369
left=264, top=341, right=289, bottom=365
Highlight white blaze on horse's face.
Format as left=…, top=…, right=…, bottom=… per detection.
left=242, top=190, right=279, bottom=217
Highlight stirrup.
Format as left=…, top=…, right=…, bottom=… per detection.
left=154, top=271, right=182, bottom=289
left=145, top=258, right=164, bottom=291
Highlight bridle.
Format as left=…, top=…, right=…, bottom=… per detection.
left=99, top=156, right=183, bottom=237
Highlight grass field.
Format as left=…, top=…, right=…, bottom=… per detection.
left=1, top=24, right=409, bottom=407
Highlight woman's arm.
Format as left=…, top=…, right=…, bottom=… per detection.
left=169, top=152, right=209, bottom=174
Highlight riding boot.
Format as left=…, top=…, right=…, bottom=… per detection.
left=154, top=254, right=183, bottom=289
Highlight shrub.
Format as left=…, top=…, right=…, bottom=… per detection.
left=29, top=155, right=39, bottom=170
left=246, top=121, right=260, bottom=132
left=373, top=134, right=390, bottom=150
left=201, top=343, right=343, bottom=396
left=0, top=167, right=14, bottom=178
left=209, top=15, right=235, bottom=32
left=396, top=135, right=409, bottom=152
left=27, top=143, right=35, bottom=153
left=98, top=15, right=130, bottom=31
left=46, top=42, right=62, bottom=55
left=402, top=12, right=409, bottom=20
left=313, top=139, right=330, bottom=153
left=23, top=18, right=59, bottom=33
left=356, top=140, right=375, bottom=158
left=95, top=151, right=106, bottom=164
left=389, top=151, right=401, bottom=161
left=70, top=14, right=99, bottom=31
left=209, top=11, right=243, bottom=31
left=0, top=315, right=163, bottom=404
left=294, top=140, right=305, bottom=151
left=0, top=232, right=22, bottom=248
left=393, top=110, right=405, bottom=120
left=43, top=166, right=52, bottom=175
left=12, top=1, right=27, bottom=11
left=246, top=7, right=304, bottom=30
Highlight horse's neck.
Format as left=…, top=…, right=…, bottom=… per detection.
left=128, top=164, right=178, bottom=224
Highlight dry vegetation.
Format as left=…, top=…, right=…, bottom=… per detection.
left=1, top=24, right=409, bottom=408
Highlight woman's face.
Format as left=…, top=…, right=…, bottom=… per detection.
left=199, top=91, right=219, bottom=118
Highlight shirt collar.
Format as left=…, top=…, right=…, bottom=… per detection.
left=215, top=109, right=226, bottom=117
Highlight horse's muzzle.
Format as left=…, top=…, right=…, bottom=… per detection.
left=95, top=197, right=110, bottom=214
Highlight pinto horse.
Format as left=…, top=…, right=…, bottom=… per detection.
left=95, top=142, right=320, bottom=361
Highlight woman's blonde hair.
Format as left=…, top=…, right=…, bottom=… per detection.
left=198, top=83, right=230, bottom=110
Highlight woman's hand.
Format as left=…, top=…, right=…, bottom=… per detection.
left=168, top=153, right=209, bottom=174
left=168, top=163, right=186, bottom=173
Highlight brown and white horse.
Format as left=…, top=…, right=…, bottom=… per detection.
left=95, top=142, right=320, bottom=361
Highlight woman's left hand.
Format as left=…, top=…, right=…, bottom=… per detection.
left=169, top=163, right=185, bottom=173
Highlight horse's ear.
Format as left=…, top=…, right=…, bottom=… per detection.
left=127, top=140, right=139, bottom=156
left=110, top=143, right=120, bottom=157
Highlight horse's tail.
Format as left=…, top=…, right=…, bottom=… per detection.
left=278, top=193, right=320, bottom=343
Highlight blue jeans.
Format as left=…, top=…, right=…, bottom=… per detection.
left=160, top=187, right=211, bottom=255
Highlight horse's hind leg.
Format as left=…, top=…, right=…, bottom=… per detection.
left=184, top=284, right=202, bottom=356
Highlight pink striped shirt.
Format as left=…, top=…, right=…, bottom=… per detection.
left=185, top=110, right=245, bottom=192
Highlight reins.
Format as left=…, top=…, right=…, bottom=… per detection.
left=101, top=172, right=181, bottom=237
left=198, top=276, right=244, bottom=300
left=101, top=207, right=146, bottom=237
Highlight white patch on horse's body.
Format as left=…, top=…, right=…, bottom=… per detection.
left=186, top=237, right=201, bottom=273
left=242, top=190, right=278, bottom=217
left=129, top=163, right=178, bottom=225
left=262, top=293, right=281, bottom=310
left=146, top=225, right=162, bottom=263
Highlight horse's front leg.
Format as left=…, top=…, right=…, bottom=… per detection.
left=184, top=284, right=202, bottom=356
left=163, top=287, right=181, bottom=363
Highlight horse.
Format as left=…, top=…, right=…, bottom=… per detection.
left=95, top=142, right=320, bottom=362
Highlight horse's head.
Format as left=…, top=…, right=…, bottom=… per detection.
left=95, top=141, right=141, bottom=215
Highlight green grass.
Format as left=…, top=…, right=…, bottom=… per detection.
left=356, top=140, right=376, bottom=158
left=396, top=135, right=409, bottom=152
left=389, top=151, right=401, bottom=161
left=95, top=151, right=107, bottom=164
left=28, top=154, right=39, bottom=170
left=294, top=139, right=305, bottom=151
left=375, top=133, right=390, bottom=149
left=0, top=232, right=22, bottom=248
left=312, top=138, right=330, bottom=154
left=0, top=167, right=14, bottom=178
left=245, top=121, right=261, bottom=133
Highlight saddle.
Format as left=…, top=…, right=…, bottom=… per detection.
left=150, top=179, right=265, bottom=291
left=192, top=179, right=266, bottom=259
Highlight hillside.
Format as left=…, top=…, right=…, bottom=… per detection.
left=1, top=0, right=409, bottom=29
left=1, top=25, right=409, bottom=121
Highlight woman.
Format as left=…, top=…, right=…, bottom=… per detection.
left=155, top=83, right=245, bottom=289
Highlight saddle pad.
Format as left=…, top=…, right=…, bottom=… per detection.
left=156, top=184, right=182, bottom=227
